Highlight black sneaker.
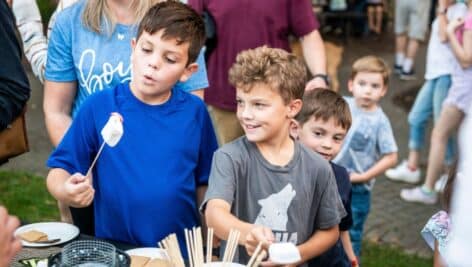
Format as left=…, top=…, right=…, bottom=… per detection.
left=400, top=70, right=416, bottom=81
left=394, top=64, right=402, bottom=74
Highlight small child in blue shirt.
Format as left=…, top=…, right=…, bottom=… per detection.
left=333, top=56, right=398, bottom=258
left=292, top=89, right=358, bottom=267
left=45, top=1, right=218, bottom=249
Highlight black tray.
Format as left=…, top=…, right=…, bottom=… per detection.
left=47, top=249, right=130, bottom=267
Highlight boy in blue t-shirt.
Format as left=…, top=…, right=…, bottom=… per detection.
left=46, top=2, right=218, bottom=249
left=292, top=89, right=358, bottom=267
left=333, top=56, right=398, bottom=258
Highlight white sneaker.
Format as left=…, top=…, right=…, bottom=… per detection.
left=400, top=186, right=438, bottom=205
left=434, top=174, right=448, bottom=193
left=385, top=160, right=421, bottom=184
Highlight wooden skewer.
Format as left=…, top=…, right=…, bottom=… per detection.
left=252, top=250, right=267, bottom=267
left=246, top=242, right=263, bottom=267
left=228, top=231, right=240, bottom=262
left=206, top=228, right=213, bottom=263
left=185, top=229, right=194, bottom=267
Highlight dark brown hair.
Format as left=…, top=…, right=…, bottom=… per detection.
left=136, top=1, right=205, bottom=64
left=350, top=55, right=390, bottom=85
left=295, top=89, right=352, bottom=131
left=228, top=46, right=308, bottom=104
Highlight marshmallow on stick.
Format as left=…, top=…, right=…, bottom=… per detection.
left=101, top=112, right=124, bottom=146
left=86, top=112, right=124, bottom=178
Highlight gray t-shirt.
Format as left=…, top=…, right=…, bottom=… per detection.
left=202, top=137, right=346, bottom=264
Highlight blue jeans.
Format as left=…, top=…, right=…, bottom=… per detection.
left=407, top=75, right=455, bottom=165
left=349, top=184, right=371, bottom=257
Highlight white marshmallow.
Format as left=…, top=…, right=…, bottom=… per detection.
left=100, top=113, right=123, bottom=147
left=268, top=242, right=301, bottom=265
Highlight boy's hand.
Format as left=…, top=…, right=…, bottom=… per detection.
left=245, top=225, right=274, bottom=256
left=447, top=18, right=464, bottom=34
left=63, top=173, right=94, bottom=208
left=0, top=207, right=21, bottom=267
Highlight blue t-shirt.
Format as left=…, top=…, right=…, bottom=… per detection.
left=45, top=0, right=208, bottom=117
left=47, top=83, right=218, bottom=249
left=333, top=97, right=397, bottom=190
left=309, top=162, right=352, bottom=267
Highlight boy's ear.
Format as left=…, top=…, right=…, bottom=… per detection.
left=347, top=79, right=354, bottom=93
left=287, top=99, right=303, bottom=119
left=289, top=120, right=301, bottom=140
left=131, top=38, right=137, bottom=50
left=179, top=63, right=199, bottom=83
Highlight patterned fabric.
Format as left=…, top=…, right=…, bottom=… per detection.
left=421, top=210, right=451, bottom=255
left=12, top=0, right=76, bottom=82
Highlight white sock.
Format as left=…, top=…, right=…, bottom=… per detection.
left=402, top=58, right=413, bottom=73
left=395, top=53, right=405, bottom=66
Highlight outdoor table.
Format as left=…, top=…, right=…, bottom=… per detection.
left=11, top=234, right=136, bottom=267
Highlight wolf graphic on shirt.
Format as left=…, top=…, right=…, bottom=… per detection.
left=254, top=184, right=296, bottom=231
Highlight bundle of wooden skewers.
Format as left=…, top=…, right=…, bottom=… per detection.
left=158, top=227, right=267, bottom=267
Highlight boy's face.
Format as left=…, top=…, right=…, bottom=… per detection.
left=348, top=72, right=387, bottom=111
left=236, top=83, right=301, bottom=145
left=130, top=29, right=197, bottom=104
left=295, top=117, right=347, bottom=161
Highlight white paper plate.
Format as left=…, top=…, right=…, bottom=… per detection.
left=268, top=242, right=301, bottom=265
left=126, top=247, right=169, bottom=260
left=14, top=222, right=80, bottom=247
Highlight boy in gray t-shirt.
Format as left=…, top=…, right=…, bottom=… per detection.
left=202, top=47, right=346, bottom=266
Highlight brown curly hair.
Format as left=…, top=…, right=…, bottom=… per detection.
left=229, top=46, right=308, bottom=104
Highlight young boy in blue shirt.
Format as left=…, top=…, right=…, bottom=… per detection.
left=333, top=56, right=398, bottom=258
left=202, top=46, right=346, bottom=266
left=292, top=89, right=358, bottom=267
left=45, top=1, right=218, bottom=248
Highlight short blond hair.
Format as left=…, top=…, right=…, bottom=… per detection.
left=350, top=56, right=390, bottom=85
left=229, top=46, right=308, bottom=104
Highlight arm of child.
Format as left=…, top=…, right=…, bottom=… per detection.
left=295, top=225, right=339, bottom=264
left=47, top=168, right=94, bottom=208
left=205, top=199, right=257, bottom=247
left=350, top=152, right=398, bottom=183
left=447, top=18, right=472, bottom=68
left=340, top=231, right=358, bottom=267
left=434, top=240, right=446, bottom=267
left=437, top=0, right=449, bottom=42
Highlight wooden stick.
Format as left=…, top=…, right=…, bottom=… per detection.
left=253, top=250, right=267, bottom=267
left=246, top=242, right=262, bottom=267
left=185, top=229, right=194, bottom=267
left=228, top=230, right=240, bottom=262
left=86, top=141, right=106, bottom=178
left=206, top=228, right=213, bottom=263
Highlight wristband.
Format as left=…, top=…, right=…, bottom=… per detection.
left=312, top=73, right=330, bottom=87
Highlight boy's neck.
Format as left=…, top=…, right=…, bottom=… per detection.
left=255, top=133, right=295, bottom=167
left=129, top=82, right=173, bottom=105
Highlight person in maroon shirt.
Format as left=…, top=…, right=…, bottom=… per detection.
left=189, top=0, right=328, bottom=145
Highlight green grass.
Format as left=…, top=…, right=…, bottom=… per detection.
left=37, top=0, right=56, bottom=24
left=0, top=170, right=59, bottom=223
left=361, top=241, right=433, bottom=267
left=0, top=170, right=432, bottom=265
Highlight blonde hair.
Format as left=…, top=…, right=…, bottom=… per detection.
left=229, top=46, right=308, bottom=104
left=82, top=0, right=157, bottom=34
left=350, top=55, right=390, bottom=85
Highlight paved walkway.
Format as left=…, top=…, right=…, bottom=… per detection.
left=3, top=28, right=439, bottom=258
